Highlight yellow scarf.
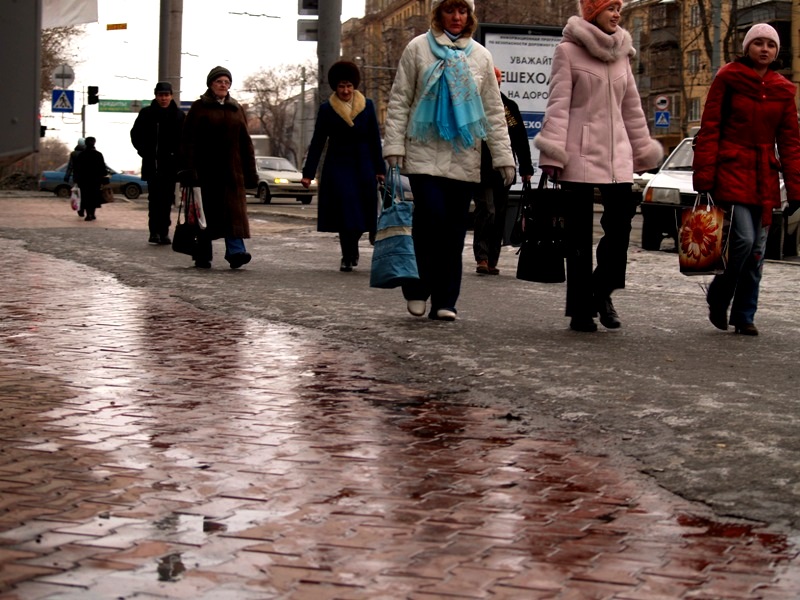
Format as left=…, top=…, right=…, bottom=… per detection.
left=329, top=90, right=366, bottom=127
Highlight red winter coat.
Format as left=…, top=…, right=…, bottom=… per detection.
left=693, top=60, right=800, bottom=225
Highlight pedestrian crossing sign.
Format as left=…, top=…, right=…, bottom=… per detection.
left=52, top=90, right=75, bottom=113
left=655, top=110, right=670, bottom=128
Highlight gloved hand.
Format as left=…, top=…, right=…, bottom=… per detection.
left=784, top=200, right=800, bottom=217
left=499, top=166, right=516, bottom=187
left=540, top=165, right=562, bottom=181
left=386, top=156, right=404, bottom=169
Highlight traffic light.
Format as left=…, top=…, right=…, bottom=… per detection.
left=298, top=0, right=319, bottom=15
left=87, top=86, right=99, bottom=105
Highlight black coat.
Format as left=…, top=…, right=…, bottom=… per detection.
left=480, top=93, right=534, bottom=184
left=73, top=147, right=107, bottom=210
left=130, top=99, right=185, bottom=181
left=302, top=95, right=385, bottom=234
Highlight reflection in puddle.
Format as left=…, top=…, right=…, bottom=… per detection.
left=1, top=241, right=799, bottom=598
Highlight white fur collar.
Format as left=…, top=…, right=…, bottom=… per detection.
left=562, top=15, right=634, bottom=62
left=329, top=90, right=366, bottom=126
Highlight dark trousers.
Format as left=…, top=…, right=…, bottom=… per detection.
left=339, top=230, right=362, bottom=265
left=472, top=175, right=509, bottom=267
left=561, top=182, right=637, bottom=318
left=78, top=185, right=100, bottom=218
left=148, top=175, right=176, bottom=238
left=403, top=175, right=474, bottom=314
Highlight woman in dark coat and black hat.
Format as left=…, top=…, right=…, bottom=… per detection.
left=180, top=66, right=258, bottom=269
left=301, top=61, right=386, bottom=272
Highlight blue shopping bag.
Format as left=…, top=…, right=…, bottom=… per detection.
left=370, top=166, right=420, bottom=289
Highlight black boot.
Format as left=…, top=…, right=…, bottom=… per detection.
left=596, top=296, right=621, bottom=329
left=569, top=317, right=598, bottom=332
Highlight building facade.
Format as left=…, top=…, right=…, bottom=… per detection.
left=626, top=0, right=795, bottom=153
left=340, top=0, right=799, bottom=153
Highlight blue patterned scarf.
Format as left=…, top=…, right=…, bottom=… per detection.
left=409, top=31, right=489, bottom=151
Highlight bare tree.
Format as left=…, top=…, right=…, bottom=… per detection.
left=40, top=26, right=82, bottom=105
left=242, top=63, right=317, bottom=161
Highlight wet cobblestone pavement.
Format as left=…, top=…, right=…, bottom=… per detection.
left=2, top=237, right=800, bottom=598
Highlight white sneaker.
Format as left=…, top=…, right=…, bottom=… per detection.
left=436, top=309, right=457, bottom=321
left=407, top=300, right=426, bottom=317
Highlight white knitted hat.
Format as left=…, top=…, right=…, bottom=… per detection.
left=742, top=23, right=780, bottom=54
left=431, top=0, right=475, bottom=12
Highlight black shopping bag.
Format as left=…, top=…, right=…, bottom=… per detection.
left=515, top=173, right=567, bottom=284
left=172, top=187, right=202, bottom=256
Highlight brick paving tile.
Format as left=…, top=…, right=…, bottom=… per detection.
left=1, top=238, right=800, bottom=599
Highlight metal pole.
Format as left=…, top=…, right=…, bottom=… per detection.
left=168, top=0, right=183, bottom=102
left=299, top=67, right=306, bottom=163
left=158, top=0, right=170, bottom=82
left=317, top=0, right=342, bottom=105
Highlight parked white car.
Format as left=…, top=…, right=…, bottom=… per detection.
left=641, top=137, right=800, bottom=259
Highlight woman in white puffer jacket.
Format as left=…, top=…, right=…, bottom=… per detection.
left=383, top=0, right=515, bottom=322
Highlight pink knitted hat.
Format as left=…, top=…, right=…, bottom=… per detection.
left=579, top=0, right=622, bottom=22
left=742, top=23, right=780, bottom=54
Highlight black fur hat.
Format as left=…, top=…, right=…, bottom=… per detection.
left=328, top=61, right=360, bottom=90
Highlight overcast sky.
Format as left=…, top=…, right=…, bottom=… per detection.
left=46, top=0, right=366, bottom=172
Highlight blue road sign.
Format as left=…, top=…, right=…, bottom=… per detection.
left=52, top=90, right=75, bottom=113
left=655, top=110, right=670, bottom=128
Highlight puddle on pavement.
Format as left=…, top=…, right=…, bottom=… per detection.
left=1, top=240, right=800, bottom=598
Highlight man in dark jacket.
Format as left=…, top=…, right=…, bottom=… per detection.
left=131, top=81, right=185, bottom=245
left=473, top=68, right=534, bottom=275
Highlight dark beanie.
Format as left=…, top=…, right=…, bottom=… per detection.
left=154, top=81, right=173, bottom=94
left=207, top=66, right=232, bottom=87
left=328, top=61, right=360, bottom=90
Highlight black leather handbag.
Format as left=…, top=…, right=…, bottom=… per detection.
left=172, top=187, right=200, bottom=256
left=515, top=173, right=567, bottom=284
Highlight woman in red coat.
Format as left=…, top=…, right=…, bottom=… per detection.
left=693, top=23, right=800, bottom=335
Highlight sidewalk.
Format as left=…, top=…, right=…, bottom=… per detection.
left=1, top=196, right=800, bottom=598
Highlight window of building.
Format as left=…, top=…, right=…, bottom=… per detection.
left=688, top=97, right=702, bottom=122
left=689, top=4, right=702, bottom=28
left=688, top=50, right=700, bottom=74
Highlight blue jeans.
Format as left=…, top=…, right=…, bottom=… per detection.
left=707, top=204, right=767, bottom=326
left=403, top=175, right=474, bottom=315
left=224, top=238, right=247, bottom=258
left=194, top=236, right=247, bottom=263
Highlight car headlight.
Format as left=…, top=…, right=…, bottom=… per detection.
left=273, top=177, right=290, bottom=184
left=644, top=186, right=681, bottom=205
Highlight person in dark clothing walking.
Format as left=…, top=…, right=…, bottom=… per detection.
left=301, top=61, right=385, bottom=272
left=72, top=137, right=107, bottom=222
left=473, top=67, right=534, bottom=275
left=64, top=138, right=86, bottom=216
left=131, top=81, right=185, bottom=245
left=180, top=66, right=258, bottom=270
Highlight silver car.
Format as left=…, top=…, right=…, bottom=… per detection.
left=251, top=156, right=316, bottom=205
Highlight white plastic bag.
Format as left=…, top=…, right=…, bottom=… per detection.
left=70, top=186, right=81, bottom=211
